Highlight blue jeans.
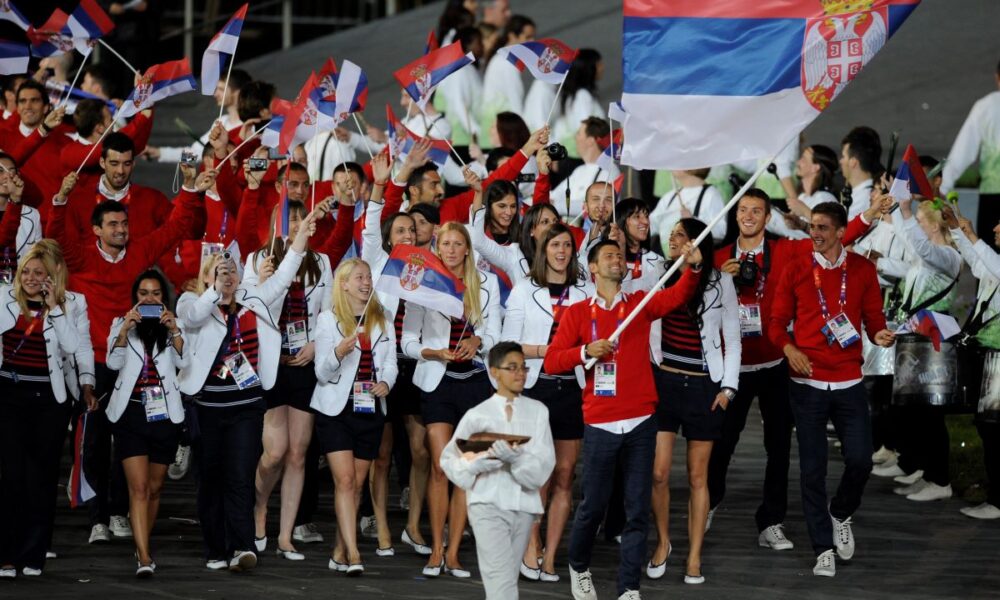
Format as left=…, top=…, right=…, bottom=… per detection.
left=569, top=416, right=656, bottom=595
left=789, top=381, right=873, bottom=555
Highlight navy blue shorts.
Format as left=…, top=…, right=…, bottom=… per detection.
left=654, top=368, right=724, bottom=441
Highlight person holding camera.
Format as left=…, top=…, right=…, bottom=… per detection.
left=176, top=206, right=318, bottom=572
left=548, top=117, right=619, bottom=221
left=0, top=241, right=85, bottom=579
left=105, top=270, right=187, bottom=577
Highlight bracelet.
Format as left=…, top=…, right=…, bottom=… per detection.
left=170, top=331, right=182, bottom=339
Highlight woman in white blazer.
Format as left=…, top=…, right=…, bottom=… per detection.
left=401, top=222, right=501, bottom=578
left=176, top=208, right=316, bottom=572
left=311, top=258, right=397, bottom=575
left=361, top=159, right=431, bottom=556
left=0, top=165, right=42, bottom=278
left=0, top=242, right=80, bottom=578
left=105, top=269, right=188, bottom=577
left=648, top=218, right=741, bottom=585
left=243, top=199, right=334, bottom=561
left=499, top=222, right=590, bottom=582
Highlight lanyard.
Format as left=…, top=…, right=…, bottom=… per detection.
left=812, top=256, right=847, bottom=321
left=139, top=350, right=161, bottom=386
left=627, top=253, right=642, bottom=279
left=551, top=285, right=570, bottom=322
left=228, top=308, right=246, bottom=354
left=218, top=209, right=229, bottom=241
left=591, top=301, right=626, bottom=355
left=742, top=251, right=767, bottom=303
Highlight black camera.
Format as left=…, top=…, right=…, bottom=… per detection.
left=515, top=173, right=536, bottom=184
left=247, top=157, right=268, bottom=171
left=545, top=143, right=567, bottom=162
left=733, top=252, right=759, bottom=287
left=180, top=150, right=199, bottom=166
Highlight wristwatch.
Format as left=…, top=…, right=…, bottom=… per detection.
left=722, top=387, right=736, bottom=401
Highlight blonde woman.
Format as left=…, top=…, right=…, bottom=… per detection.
left=401, top=222, right=501, bottom=577
left=311, top=258, right=398, bottom=575
left=177, top=208, right=317, bottom=572
left=0, top=242, right=82, bottom=579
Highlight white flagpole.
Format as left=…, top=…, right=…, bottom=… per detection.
left=605, top=116, right=616, bottom=222
left=583, top=138, right=796, bottom=370
left=417, top=103, right=466, bottom=168
left=544, top=78, right=567, bottom=126
left=220, top=126, right=265, bottom=165
left=352, top=113, right=375, bottom=161
left=217, top=54, right=237, bottom=122
left=98, top=39, right=139, bottom=75
left=76, top=124, right=116, bottom=175
left=60, top=51, right=91, bottom=107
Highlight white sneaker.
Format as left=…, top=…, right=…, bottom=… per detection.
left=168, top=445, right=191, bottom=480
left=813, top=549, right=836, bottom=577
left=293, top=523, right=324, bottom=544
left=893, top=479, right=929, bottom=496
left=0, top=567, right=16, bottom=579
left=88, top=524, right=111, bottom=544
left=871, top=463, right=905, bottom=478
left=205, top=559, right=228, bottom=570
left=906, top=482, right=952, bottom=502
left=359, top=516, right=378, bottom=538
left=960, top=502, right=1000, bottom=520
left=229, top=551, right=257, bottom=572
left=399, top=486, right=410, bottom=511
left=758, top=524, right=794, bottom=550
left=871, top=446, right=897, bottom=465
left=705, top=506, right=717, bottom=532
left=618, top=591, right=642, bottom=599
left=21, top=567, right=41, bottom=577
left=832, top=516, right=855, bottom=561
left=109, top=515, right=133, bottom=538
left=893, top=469, right=924, bottom=485
left=45, top=551, right=57, bottom=559
left=569, top=566, right=598, bottom=600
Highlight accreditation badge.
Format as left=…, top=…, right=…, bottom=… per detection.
left=738, top=303, right=763, bottom=338
left=822, top=312, right=861, bottom=348
left=594, top=362, right=617, bottom=397
left=224, top=352, right=260, bottom=390
left=352, top=381, right=376, bottom=414
left=143, top=386, right=169, bottom=423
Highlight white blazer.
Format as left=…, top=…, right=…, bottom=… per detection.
left=401, top=269, right=502, bottom=393
left=362, top=199, right=400, bottom=318
left=500, top=277, right=591, bottom=388
left=243, top=248, right=333, bottom=341
left=471, top=207, right=531, bottom=288
left=62, top=291, right=95, bottom=401
left=176, top=249, right=304, bottom=395
left=105, top=320, right=190, bottom=423
left=649, top=271, right=742, bottom=390
left=0, top=285, right=80, bottom=403
left=4, top=203, right=42, bottom=259
left=311, top=311, right=398, bottom=417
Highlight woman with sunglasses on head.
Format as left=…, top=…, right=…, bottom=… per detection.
left=106, top=269, right=187, bottom=577
left=177, top=207, right=318, bottom=573
left=0, top=241, right=83, bottom=579
left=246, top=198, right=334, bottom=561
left=646, top=218, right=741, bottom=585
left=500, top=221, right=592, bottom=582
left=312, top=258, right=397, bottom=575
left=401, top=222, right=501, bottom=578
left=361, top=155, right=430, bottom=557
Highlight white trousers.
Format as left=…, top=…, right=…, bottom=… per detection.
left=467, top=503, right=536, bottom=600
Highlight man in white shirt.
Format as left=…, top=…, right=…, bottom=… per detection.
left=839, top=126, right=883, bottom=222
left=440, top=341, right=555, bottom=600
left=550, top=117, right=619, bottom=220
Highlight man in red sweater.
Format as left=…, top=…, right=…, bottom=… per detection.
left=768, top=201, right=894, bottom=578
left=544, top=238, right=702, bottom=600
left=0, top=80, right=72, bottom=205
left=708, top=189, right=887, bottom=550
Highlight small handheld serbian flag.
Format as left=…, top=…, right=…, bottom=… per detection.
left=333, top=59, right=368, bottom=123
left=897, top=309, right=960, bottom=352
left=496, top=38, right=578, bottom=85
left=385, top=104, right=450, bottom=169
left=424, top=30, right=439, bottom=55
left=0, top=40, right=28, bottom=76
left=317, top=57, right=338, bottom=101
left=201, top=3, right=248, bottom=95
left=376, top=244, right=466, bottom=319
left=277, top=73, right=338, bottom=154
left=0, top=1, right=29, bottom=31
left=596, top=128, right=624, bottom=173
left=394, top=41, right=475, bottom=109
left=70, top=413, right=97, bottom=508
left=28, top=1, right=114, bottom=57
left=888, top=144, right=934, bottom=201
left=117, top=58, right=198, bottom=120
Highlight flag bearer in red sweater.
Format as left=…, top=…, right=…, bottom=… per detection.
left=544, top=238, right=702, bottom=600
left=768, top=201, right=895, bottom=578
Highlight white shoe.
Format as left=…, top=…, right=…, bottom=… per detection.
left=906, top=482, right=952, bottom=502
left=229, top=551, right=257, bottom=572
left=375, top=546, right=395, bottom=557
left=684, top=573, right=705, bottom=585
left=645, top=542, right=671, bottom=579
left=613, top=535, right=621, bottom=544
left=871, top=463, right=905, bottom=478
left=254, top=536, right=267, bottom=552
left=832, top=515, right=855, bottom=561
left=205, top=559, right=228, bottom=570
left=894, top=479, right=929, bottom=496
left=619, top=590, right=642, bottom=599
left=569, top=565, right=598, bottom=600
left=329, top=558, right=348, bottom=572
left=88, top=524, right=111, bottom=544
left=401, top=529, right=432, bottom=555
left=168, top=445, right=191, bottom=480
left=893, top=469, right=924, bottom=485
left=109, top=515, right=133, bottom=538
left=445, top=564, right=471, bottom=578
left=45, top=551, right=57, bottom=559
left=813, top=550, right=836, bottom=577
left=346, top=563, right=364, bottom=577
left=136, top=562, right=155, bottom=578
left=758, top=524, right=794, bottom=550
left=421, top=560, right=443, bottom=577
left=276, top=547, right=305, bottom=560
left=292, top=523, right=324, bottom=544
left=399, top=486, right=410, bottom=511
left=359, top=515, right=378, bottom=538
left=705, top=506, right=717, bottom=532
left=871, top=446, right=896, bottom=465
left=21, top=567, right=41, bottom=577
left=539, top=569, right=560, bottom=582
left=961, top=502, right=1000, bottom=520
left=0, top=567, right=16, bottom=579
left=520, top=560, right=540, bottom=580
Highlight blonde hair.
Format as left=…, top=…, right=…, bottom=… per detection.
left=917, top=200, right=954, bottom=248
left=14, top=239, right=67, bottom=315
left=196, top=253, right=240, bottom=294
left=332, top=258, right=387, bottom=338
left=435, top=222, right=482, bottom=326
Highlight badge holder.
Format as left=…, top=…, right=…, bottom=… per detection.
left=594, top=362, right=617, bottom=397
left=738, top=303, right=763, bottom=338
left=224, top=352, right=260, bottom=390
left=353, top=381, right=376, bottom=414
left=143, top=386, right=170, bottom=422
left=285, top=320, right=308, bottom=355
left=823, top=312, right=861, bottom=348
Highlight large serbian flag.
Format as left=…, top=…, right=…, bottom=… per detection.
left=620, top=0, right=921, bottom=169
left=376, top=245, right=466, bottom=319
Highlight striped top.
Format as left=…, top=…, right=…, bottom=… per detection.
left=2, top=302, right=48, bottom=380
left=130, top=348, right=161, bottom=399
left=394, top=299, right=406, bottom=355
left=547, top=283, right=570, bottom=345
left=660, top=307, right=706, bottom=372
left=445, top=316, right=478, bottom=375
left=201, top=308, right=262, bottom=407
left=279, top=282, right=308, bottom=354
left=356, top=333, right=375, bottom=383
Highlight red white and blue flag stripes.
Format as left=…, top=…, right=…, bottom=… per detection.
left=620, top=0, right=921, bottom=169
left=117, top=58, right=198, bottom=120
left=28, top=1, right=114, bottom=57
left=0, top=1, right=28, bottom=31
left=334, top=59, right=368, bottom=123
left=0, top=39, right=28, bottom=75
left=496, top=38, right=578, bottom=85
left=201, top=3, right=248, bottom=94
left=888, top=144, right=934, bottom=201
left=394, top=41, right=475, bottom=109
left=376, top=245, right=466, bottom=319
